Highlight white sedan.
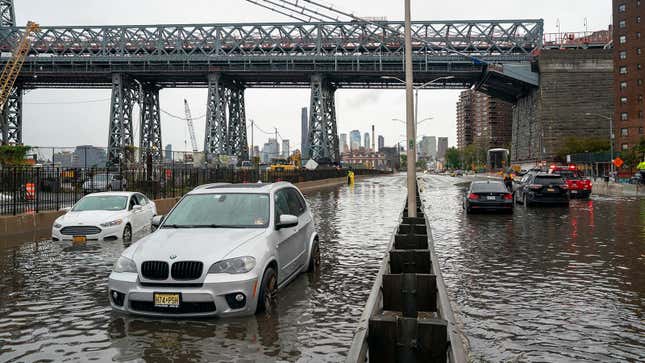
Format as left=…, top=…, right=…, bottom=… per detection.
left=52, top=192, right=156, bottom=243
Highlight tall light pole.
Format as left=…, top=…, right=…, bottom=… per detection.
left=403, top=0, right=416, bottom=217
left=586, top=112, right=614, bottom=175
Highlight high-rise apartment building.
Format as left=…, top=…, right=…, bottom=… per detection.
left=437, top=137, right=449, bottom=161
left=613, top=0, right=644, bottom=150
left=339, top=133, right=349, bottom=153
left=456, top=90, right=513, bottom=150
left=364, top=132, right=371, bottom=151
left=378, top=135, right=385, bottom=151
left=301, top=107, right=309, bottom=157
left=261, top=138, right=280, bottom=163
left=350, top=130, right=361, bottom=151
left=418, top=136, right=437, bottom=159
left=281, top=139, right=290, bottom=158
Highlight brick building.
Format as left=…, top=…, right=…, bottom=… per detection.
left=613, top=0, right=644, bottom=150
left=456, top=90, right=513, bottom=150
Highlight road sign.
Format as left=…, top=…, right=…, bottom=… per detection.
left=612, top=157, right=624, bottom=168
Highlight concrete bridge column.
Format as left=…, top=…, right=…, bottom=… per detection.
left=0, top=86, right=22, bottom=145
left=204, top=73, right=228, bottom=159
left=139, top=83, right=162, bottom=162
left=107, top=73, right=138, bottom=166
left=307, top=74, right=339, bottom=164
left=227, top=80, right=248, bottom=161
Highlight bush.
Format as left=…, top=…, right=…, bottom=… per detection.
left=0, top=145, right=31, bottom=166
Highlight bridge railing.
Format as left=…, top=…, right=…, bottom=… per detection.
left=0, top=20, right=543, bottom=59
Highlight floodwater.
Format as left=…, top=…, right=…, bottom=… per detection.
left=0, top=175, right=406, bottom=362
left=419, top=174, right=645, bottom=362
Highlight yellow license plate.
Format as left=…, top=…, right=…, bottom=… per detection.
left=547, top=188, right=555, bottom=192
left=72, top=236, right=87, bottom=244
left=154, top=293, right=180, bottom=308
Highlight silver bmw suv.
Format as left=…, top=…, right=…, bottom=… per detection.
left=108, top=182, right=319, bottom=317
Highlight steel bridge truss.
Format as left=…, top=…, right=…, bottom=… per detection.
left=107, top=73, right=138, bottom=165
left=139, top=83, right=162, bottom=162
left=307, top=74, right=339, bottom=163
left=1, top=20, right=543, bottom=59
left=0, top=85, right=20, bottom=144
left=0, top=0, right=14, bottom=28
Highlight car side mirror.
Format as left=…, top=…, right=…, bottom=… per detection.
left=132, top=205, right=143, bottom=211
left=276, top=214, right=298, bottom=230
left=152, top=215, right=164, bottom=227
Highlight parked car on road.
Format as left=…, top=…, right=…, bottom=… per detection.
left=52, top=192, right=156, bottom=243
left=515, top=173, right=569, bottom=206
left=82, top=174, right=127, bottom=193
left=548, top=165, right=592, bottom=199
left=108, top=182, right=319, bottom=318
left=463, top=180, right=514, bottom=213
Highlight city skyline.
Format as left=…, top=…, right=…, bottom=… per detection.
left=13, top=0, right=610, bottom=155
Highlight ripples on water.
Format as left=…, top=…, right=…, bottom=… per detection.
left=0, top=175, right=406, bottom=362
left=419, top=175, right=645, bottom=362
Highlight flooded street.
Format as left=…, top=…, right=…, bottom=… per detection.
left=419, top=175, right=645, bottom=362
left=0, top=175, right=406, bottom=362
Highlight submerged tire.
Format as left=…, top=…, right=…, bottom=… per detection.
left=256, top=267, right=277, bottom=314
left=122, top=224, right=132, bottom=243
left=307, top=240, right=320, bottom=273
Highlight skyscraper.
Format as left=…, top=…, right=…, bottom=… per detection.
left=456, top=90, right=512, bottom=150
left=281, top=139, right=290, bottom=158
left=261, top=138, right=280, bottom=163
left=364, top=132, right=370, bottom=151
left=437, top=137, right=449, bottom=161
left=350, top=130, right=361, bottom=151
left=378, top=135, right=385, bottom=151
left=339, top=133, right=349, bottom=153
left=301, top=107, right=309, bottom=157
left=419, top=136, right=437, bottom=159
left=164, top=144, right=172, bottom=161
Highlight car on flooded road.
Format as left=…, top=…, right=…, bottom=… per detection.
left=52, top=192, right=157, bottom=243
left=548, top=165, right=592, bottom=199
left=463, top=180, right=514, bottom=213
left=515, top=173, right=569, bottom=206
left=108, top=182, right=320, bottom=318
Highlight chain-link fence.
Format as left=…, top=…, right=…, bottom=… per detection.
left=0, top=166, right=387, bottom=215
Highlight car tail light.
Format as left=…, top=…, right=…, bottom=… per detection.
left=468, top=193, right=479, bottom=200
left=529, top=184, right=542, bottom=190
left=503, top=193, right=513, bottom=200
left=560, top=184, right=568, bottom=189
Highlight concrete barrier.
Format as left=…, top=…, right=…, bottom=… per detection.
left=592, top=181, right=645, bottom=197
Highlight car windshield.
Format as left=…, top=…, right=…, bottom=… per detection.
left=73, top=196, right=127, bottom=211
left=93, top=175, right=108, bottom=182
left=162, top=193, right=270, bottom=228
left=553, top=170, right=581, bottom=179
left=471, top=182, right=507, bottom=193
left=534, top=176, right=564, bottom=185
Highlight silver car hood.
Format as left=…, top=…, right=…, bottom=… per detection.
left=57, top=210, right=127, bottom=226
left=130, top=228, right=266, bottom=263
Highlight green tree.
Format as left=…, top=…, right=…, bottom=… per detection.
left=556, top=137, right=610, bottom=159
left=445, top=147, right=461, bottom=169
left=0, top=145, right=31, bottom=166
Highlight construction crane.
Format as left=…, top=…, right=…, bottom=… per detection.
left=183, top=99, right=199, bottom=153
left=0, top=21, right=40, bottom=111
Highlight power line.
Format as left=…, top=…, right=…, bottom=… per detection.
left=23, top=98, right=111, bottom=105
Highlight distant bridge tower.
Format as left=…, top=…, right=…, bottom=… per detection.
left=0, top=0, right=20, bottom=145
left=139, top=83, right=163, bottom=162
left=107, top=74, right=138, bottom=165
left=0, top=0, right=15, bottom=27
left=307, top=74, right=339, bottom=164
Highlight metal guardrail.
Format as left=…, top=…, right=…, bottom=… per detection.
left=0, top=166, right=387, bottom=215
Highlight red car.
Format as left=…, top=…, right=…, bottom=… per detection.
left=548, top=165, right=592, bottom=199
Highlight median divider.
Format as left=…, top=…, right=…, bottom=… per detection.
left=347, top=183, right=467, bottom=363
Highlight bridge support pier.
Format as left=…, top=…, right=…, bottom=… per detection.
left=107, top=73, right=138, bottom=166
left=204, top=73, right=228, bottom=159
left=227, top=80, right=248, bottom=161
left=0, top=86, right=22, bottom=145
left=0, top=0, right=15, bottom=27
left=307, top=74, right=339, bottom=164
left=139, top=83, right=162, bottom=162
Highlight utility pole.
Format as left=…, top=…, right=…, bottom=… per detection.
left=404, top=0, right=416, bottom=217
left=249, top=119, right=254, bottom=159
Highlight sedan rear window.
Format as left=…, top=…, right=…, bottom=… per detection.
left=534, top=176, right=564, bottom=185
left=163, top=193, right=270, bottom=228
left=73, top=196, right=128, bottom=211
left=471, top=182, right=507, bottom=193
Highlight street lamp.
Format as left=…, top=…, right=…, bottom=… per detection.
left=585, top=112, right=614, bottom=175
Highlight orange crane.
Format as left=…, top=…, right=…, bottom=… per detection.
left=183, top=99, right=199, bottom=153
left=0, top=21, right=40, bottom=111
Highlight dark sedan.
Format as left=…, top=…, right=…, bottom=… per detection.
left=515, top=173, right=569, bottom=206
left=463, top=180, right=514, bottom=213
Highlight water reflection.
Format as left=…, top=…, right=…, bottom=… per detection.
left=420, top=175, right=645, bottom=362
left=0, top=175, right=405, bottom=362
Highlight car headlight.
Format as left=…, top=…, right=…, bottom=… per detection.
left=113, top=256, right=137, bottom=273
left=208, top=256, right=256, bottom=274
left=53, top=222, right=62, bottom=229
left=100, top=219, right=123, bottom=228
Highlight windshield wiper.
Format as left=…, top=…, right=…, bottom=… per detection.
left=161, top=224, right=196, bottom=229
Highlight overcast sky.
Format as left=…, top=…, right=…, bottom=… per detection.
left=17, top=0, right=611, bottom=153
